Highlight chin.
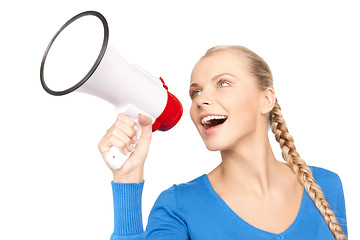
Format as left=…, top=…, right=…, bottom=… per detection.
left=203, top=139, right=229, bottom=152
left=199, top=129, right=236, bottom=152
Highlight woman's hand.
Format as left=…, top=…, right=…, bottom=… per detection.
left=98, top=113, right=153, bottom=183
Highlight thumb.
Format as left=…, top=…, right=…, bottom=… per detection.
left=128, top=114, right=152, bottom=161
left=137, top=113, right=153, bottom=143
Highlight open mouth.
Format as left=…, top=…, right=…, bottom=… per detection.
left=201, top=115, right=228, bottom=131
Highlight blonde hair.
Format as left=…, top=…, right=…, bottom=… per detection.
left=202, top=45, right=347, bottom=240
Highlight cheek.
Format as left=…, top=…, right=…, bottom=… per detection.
left=189, top=104, right=198, bottom=126
left=226, top=92, right=259, bottom=126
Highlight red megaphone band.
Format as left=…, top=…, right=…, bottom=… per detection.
left=152, top=78, right=183, bottom=132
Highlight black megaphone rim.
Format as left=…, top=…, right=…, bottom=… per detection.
left=40, top=11, right=109, bottom=96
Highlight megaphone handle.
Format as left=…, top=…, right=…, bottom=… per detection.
left=106, top=119, right=142, bottom=170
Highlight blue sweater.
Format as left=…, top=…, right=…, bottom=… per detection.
left=110, top=166, right=347, bottom=239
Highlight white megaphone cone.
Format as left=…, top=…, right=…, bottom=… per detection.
left=40, top=11, right=183, bottom=169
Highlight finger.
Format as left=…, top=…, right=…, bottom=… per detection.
left=135, top=114, right=153, bottom=146
left=113, top=121, right=139, bottom=143
left=125, top=114, right=152, bottom=161
left=111, top=128, right=136, bottom=153
left=100, top=125, right=136, bottom=155
left=108, top=133, right=134, bottom=154
left=139, top=113, right=152, bottom=135
left=98, top=134, right=111, bottom=155
left=117, top=114, right=141, bottom=132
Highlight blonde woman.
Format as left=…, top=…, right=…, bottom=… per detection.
left=98, top=45, right=347, bottom=239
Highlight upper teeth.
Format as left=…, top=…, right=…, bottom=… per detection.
left=201, top=115, right=228, bottom=125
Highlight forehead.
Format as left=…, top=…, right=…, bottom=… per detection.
left=190, top=51, right=251, bottom=84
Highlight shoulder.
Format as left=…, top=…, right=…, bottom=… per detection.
left=309, top=165, right=343, bottom=188
left=308, top=165, right=347, bottom=234
left=308, top=165, right=344, bottom=200
left=146, top=177, right=206, bottom=237
left=153, top=174, right=207, bottom=209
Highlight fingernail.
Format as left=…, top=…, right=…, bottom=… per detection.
left=129, top=144, right=135, bottom=151
left=132, top=135, right=138, bottom=143
left=134, top=125, right=140, bottom=132
left=122, top=147, right=128, bottom=154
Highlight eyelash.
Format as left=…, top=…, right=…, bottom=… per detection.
left=218, top=80, right=230, bottom=88
left=190, top=80, right=231, bottom=99
left=190, top=90, right=201, bottom=99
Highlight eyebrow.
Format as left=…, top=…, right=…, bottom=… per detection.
left=189, top=73, right=237, bottom=88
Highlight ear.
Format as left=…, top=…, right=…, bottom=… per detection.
left=260, top=88, right=276, bottom=115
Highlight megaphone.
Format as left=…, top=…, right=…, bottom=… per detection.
left=40, top=11, right=183, bottom=169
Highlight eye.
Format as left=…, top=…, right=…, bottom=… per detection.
left=218, top=81, right=230, bottom=88
left=190, top=89, right=201, bottom=99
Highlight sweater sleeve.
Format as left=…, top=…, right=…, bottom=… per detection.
left=334, top=174, right=348, bottom=237
left=110, top=182, right=189, bottom=240
left=146, top=185, right=189, bottom=239
left=110, top=181, right=146, bottom=240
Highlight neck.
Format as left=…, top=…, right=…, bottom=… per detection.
left=217, top=127, right=280, bottom=197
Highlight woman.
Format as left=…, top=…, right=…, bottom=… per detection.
left=98, top=45, right=348, bottom=239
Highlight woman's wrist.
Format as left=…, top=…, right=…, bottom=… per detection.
left=113, top=169, right=144, bottom=183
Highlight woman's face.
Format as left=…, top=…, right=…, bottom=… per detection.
left=189, top=51, right=266, bottom=151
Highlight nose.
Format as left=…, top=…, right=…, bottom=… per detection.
left=195, top=90, right=212, bottom=107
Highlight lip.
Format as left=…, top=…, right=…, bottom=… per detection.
left=203, top=122, right=225, bottom=136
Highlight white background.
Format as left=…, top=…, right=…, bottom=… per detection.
left=1, top=0, right=359, bottom=239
